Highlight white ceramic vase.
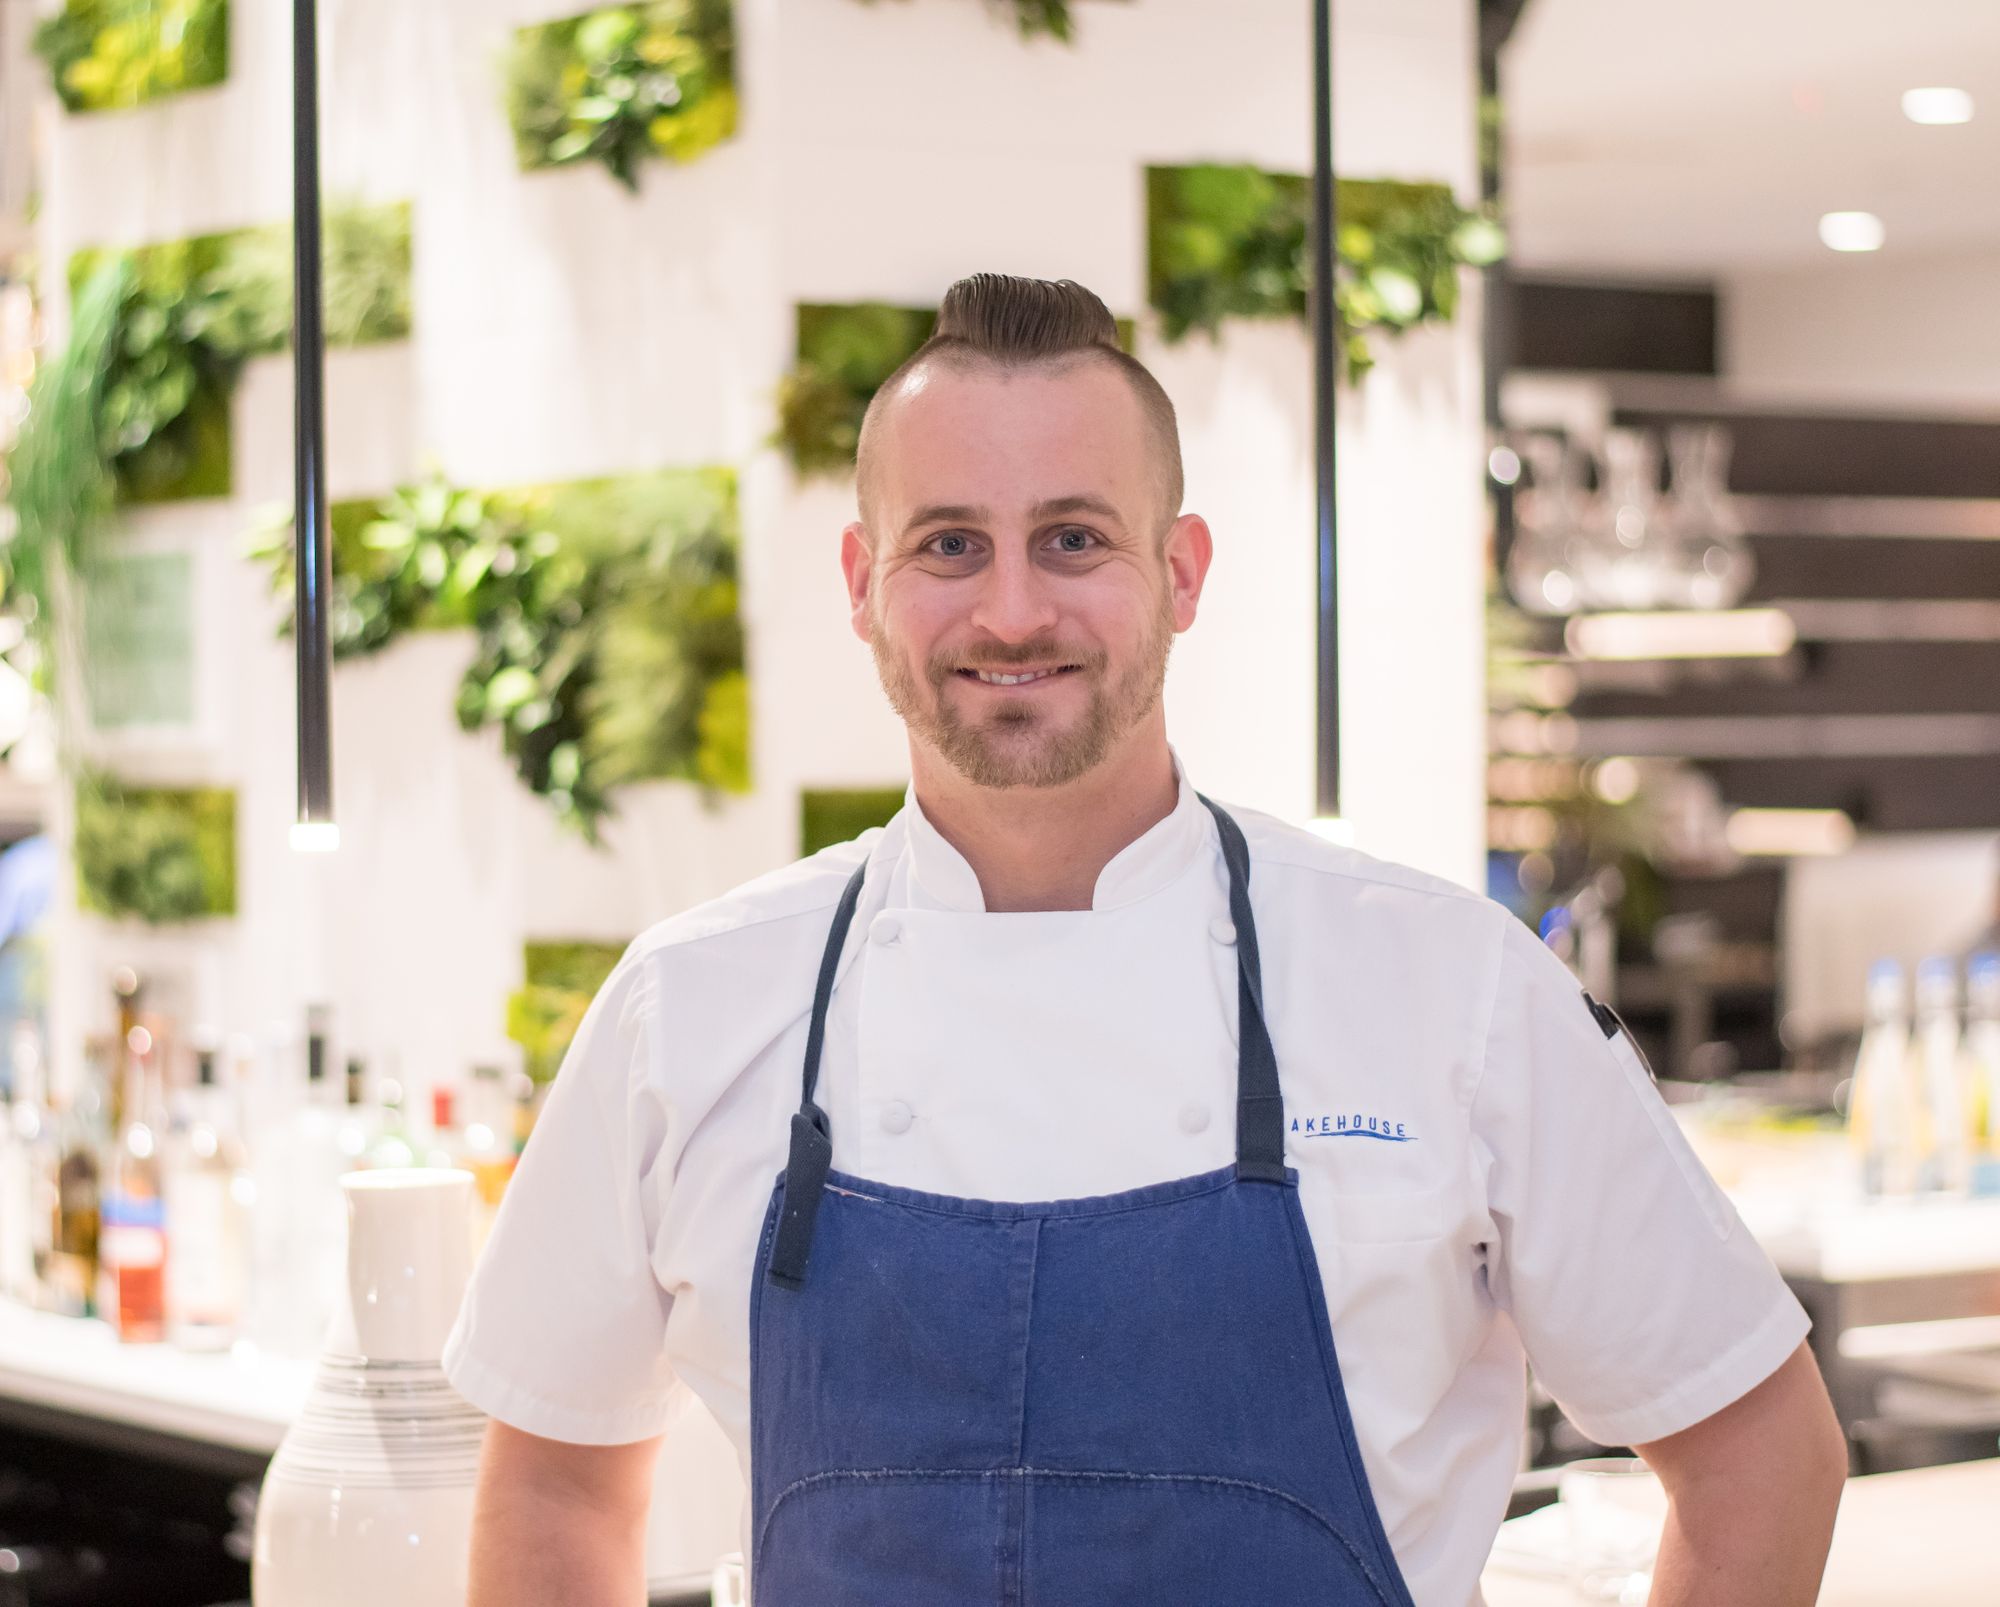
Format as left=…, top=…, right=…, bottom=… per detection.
left=252, top=1168, right=487, bottom=1606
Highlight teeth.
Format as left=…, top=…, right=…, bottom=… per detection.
left=973, top=668, right=1062, bottom=685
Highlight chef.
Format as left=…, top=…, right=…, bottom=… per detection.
left=444, top=273, right=1848, bottom=1606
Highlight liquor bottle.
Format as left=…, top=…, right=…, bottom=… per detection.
left=1848, top=960, right=1917, bottom=1197
left=1911, top=956, right=1972, bottom=1194
left=48, top=1036, right=113, bottom=1318
left=1, top=1025, right=56, bottom=1307
left=1965, top=952, right=2000, bottom=1196
left=340, top=1055, right=379, bottom=1164
left=101, top=1023, right=169, bottom=1342
left=163, top=1034, right=252, bottom=1351
left=0, top=1042, right=34, bottom=1305
left=463, top=1064, right=514, bottom=1198
left=424, top=1084, right=461, bottom=1169
left=363, top=1076, right=416, bottom=1170
left=248, top=1007, right=350, bottom=1357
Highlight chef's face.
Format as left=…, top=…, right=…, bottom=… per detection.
left=843, top=356, right=1211, bottom=790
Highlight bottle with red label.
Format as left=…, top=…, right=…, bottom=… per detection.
left=100, top=1021, right=169, bottom=1342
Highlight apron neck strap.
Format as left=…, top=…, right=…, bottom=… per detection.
left=766, top=796, right=1286, bottom=1288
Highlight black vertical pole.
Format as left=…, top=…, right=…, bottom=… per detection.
left=1311, top=0, right=1341, bottom=818
left=292, top=0, right=334, bottom=829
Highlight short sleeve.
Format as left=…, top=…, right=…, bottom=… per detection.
left=442, top=946, right=681, bottom=1445
left=1473, top=916, right=1810, bottom=1448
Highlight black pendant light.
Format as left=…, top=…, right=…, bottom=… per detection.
left=1311, top=0, right=1341, bottom=819
left=291, top=0, right=334, bottom=843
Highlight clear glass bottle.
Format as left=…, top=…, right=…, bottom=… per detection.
left=1848, top=960, right=1917, bottom=1198
left=364, top=1076, right=417, bottom=1170
left=1911, top=957, right=1972, bottom=1194
left=164, top=1034, right=252, bottom=1351
left=49, top=1036, right=113, bottom=1318
left=2, top=1024, right=58, bottom=1308
left=101, top=1023, right=169, bottom=1342
left=249, top=1007, right=350, bottom=1357
left=1968, top=952, right=2000, bottom=1196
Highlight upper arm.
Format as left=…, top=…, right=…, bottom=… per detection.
left=1474, top=916, right=1812, bottom=1448
left=478, top=1418, right=664, bottom=1523
left=1634, top=1340, right=1846, bottom=1495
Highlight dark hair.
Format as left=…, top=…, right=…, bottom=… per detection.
left=855, top=273, right=1184, bottom=534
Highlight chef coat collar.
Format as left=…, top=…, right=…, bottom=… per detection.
left=898, top=749, right=1210, bottom=914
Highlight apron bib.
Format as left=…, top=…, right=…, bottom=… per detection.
left=747, top=798, right=1416, bottom=1606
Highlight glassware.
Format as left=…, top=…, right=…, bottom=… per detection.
left=1559, top=1456, right=1667, bottom=1604
left=1911, top=956, right=1971, bottom=1194
left=1577, top=429, right=1671, bottom=611
left=1505, top=431, right=1590, bottom=616
left=101, top=1022, right=169, bottom=1342
left=1663, top=424, right=1753, bottom=610
left=1849, top=959, right=1918, bottom=1197
left=164, top=1034, right=253, bottom=1351
left=1969, top=952, right=2000, bottom=1196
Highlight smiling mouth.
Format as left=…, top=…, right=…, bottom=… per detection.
left=956, top=665, right=1083, bottom=687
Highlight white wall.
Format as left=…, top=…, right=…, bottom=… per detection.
left=1723, top=244, right=2000, bottom=412
left=36, top=0, right=1485, bottom=1583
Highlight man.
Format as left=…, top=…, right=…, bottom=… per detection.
left=444, top=274, right=1847, bottom=1605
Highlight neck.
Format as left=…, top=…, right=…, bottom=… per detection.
left=908, top=723, right=1179, bottom=912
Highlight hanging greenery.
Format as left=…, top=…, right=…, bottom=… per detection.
left=33, top=0, right=229, bottom=113
left=504, top=1, right=739, bottom=192
left=850, top=0, right=1094, bottom=43
left=1145, top=164, right=1505, bottom=380
left=73, top=775, right=237, bottom=922
left=773, top=302, right=1137, bottom=477
left=251, top=465, right=751, bottom=843
left=506, top=940, right=628, bottom=1085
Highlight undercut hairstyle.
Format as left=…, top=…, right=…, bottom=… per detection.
left=855, top=273, right=1185, bottom=539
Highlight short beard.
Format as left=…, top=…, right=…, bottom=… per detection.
left=871, top=594, right=1176, bottom=790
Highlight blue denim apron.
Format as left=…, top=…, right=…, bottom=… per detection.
left=748, top=798, right=1416, bottom=1605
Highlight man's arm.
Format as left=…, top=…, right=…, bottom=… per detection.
left=466, top=1420, right=663, bottom=1607
left=1634, top=1339, right=1848, bottom=1607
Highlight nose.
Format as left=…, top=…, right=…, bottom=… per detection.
left=966, top=543, right=1060, bottom=644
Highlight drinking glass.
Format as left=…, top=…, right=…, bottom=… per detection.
left=1559, top=1456, right=1667, bottom=1603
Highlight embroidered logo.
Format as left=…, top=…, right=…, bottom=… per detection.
left=1290, top=1113, right=1416, bottom=1143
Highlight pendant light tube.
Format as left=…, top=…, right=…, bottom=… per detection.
left=291, top=0, right=334, bottom=840
left=1311, top=0, right=1342, bottom=819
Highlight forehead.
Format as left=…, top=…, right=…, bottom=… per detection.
left=871, top=356, right=1153, bottom=526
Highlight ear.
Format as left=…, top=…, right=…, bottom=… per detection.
left=840, top=522, right=875, bottom=644
left=1162, top=513, right=1213, bottom=631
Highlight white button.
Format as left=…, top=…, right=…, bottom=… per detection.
left=880, top=1100, right=914, bottom=1135
left=1209, top=917, right=1237, bottom=946
left=1179, top=1102, right=1211, bottom=1135
left=870, top=913, right=902, bottom=946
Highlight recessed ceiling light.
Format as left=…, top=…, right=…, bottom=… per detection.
left=1819, top=211, right=1885, bottom=252
left=1902, top=87, right=1974, bottom=125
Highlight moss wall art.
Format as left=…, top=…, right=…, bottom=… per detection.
left=74, top=777, right=237, bottom=923
left=506, top=940, right=628, bottom=1084
left=774, top=302, right=1136, bottom=478
left=504, top=1, right=739, bottom=191
left=34, top=0, right=229, bottom=114
left=254, top=465, right=750, bottom=843
left=801, top=788, right=906, bottom=858
left=1146, top=164, right=1504, bottom=381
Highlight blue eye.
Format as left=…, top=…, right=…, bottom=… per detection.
left=933, top=532, right=970, bottom=557
left=1054, top=527, right=1095, bottom=552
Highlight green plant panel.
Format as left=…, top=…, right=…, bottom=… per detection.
left=505, top=1, right=739, bottom=192
left=254, top=464, right=751, bottom=843
left=82, top=549, right=195, bottom=728
left=55, top=203, right=414, bottom=507
left=1145, top=164, right=1505, bottom=380
left=74, top=777, right=236, bottom=923
left=774, top=303, right=1137, bottom=477
left=801, top=788, right=906, bottom=858
left=34, top=0, right=229, bottom=114
left=507, top=939, right=629, bottom=1084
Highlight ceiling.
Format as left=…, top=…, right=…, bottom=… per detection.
left=1502, top=0, right=2000, bottom=277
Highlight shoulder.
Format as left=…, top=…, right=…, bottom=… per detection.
left=1222, top=799, right=1505, bottom=927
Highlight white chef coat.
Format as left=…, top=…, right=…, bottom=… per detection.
left=442, top=757, right=1809, bottom=1606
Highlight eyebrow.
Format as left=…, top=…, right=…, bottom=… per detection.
left=900, top=494, right=1126, bottom=540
